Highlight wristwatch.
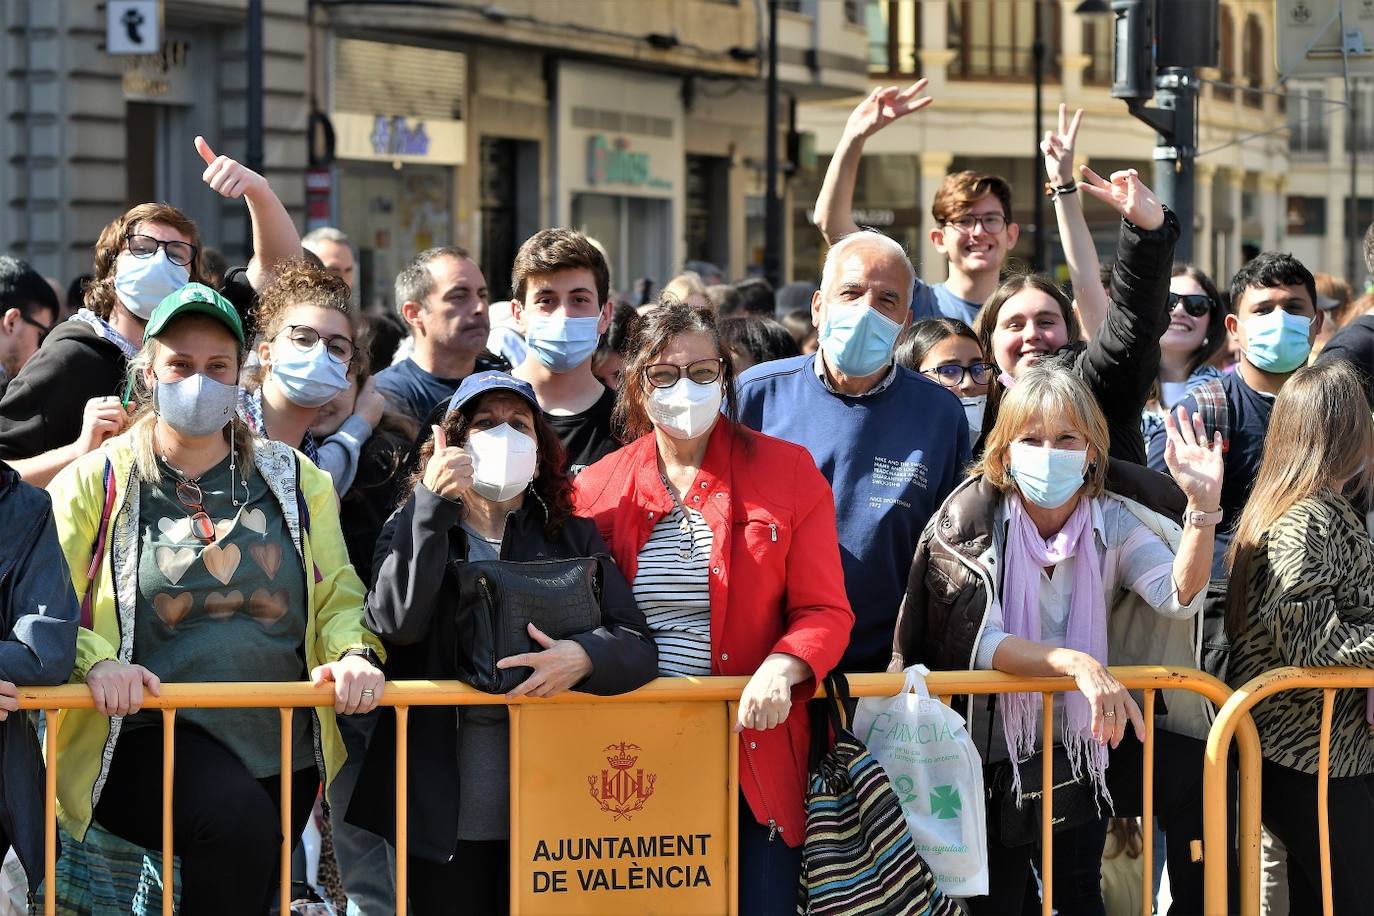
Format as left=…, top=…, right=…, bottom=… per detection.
left=1185, top=507, right=1223, bottom=528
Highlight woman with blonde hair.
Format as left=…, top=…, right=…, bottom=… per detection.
left=47, top=283, right=384, bottom=915
left=1224, top=360, right=1374, bottom=913
left=893, top=366, right=1224, bottom=913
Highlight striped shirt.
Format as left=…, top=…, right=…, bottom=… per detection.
left=634, top=503, right=713, bottom=677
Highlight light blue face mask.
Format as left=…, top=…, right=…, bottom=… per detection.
left=154, top=373, right=239, bottom=438
left=1008, top=442, right=1088, bottom=510
left=525, top=314, right=601, bottom=373
left=114, top=251, right=190, bottom=321
left=270, top=341, right=350, bottom=408
left=819, top=304, right=902, bottom=378
left=1243, top=310, right=1312, bottom=374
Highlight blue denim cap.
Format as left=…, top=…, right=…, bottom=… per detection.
left=446, top=371, right=539, bottom=414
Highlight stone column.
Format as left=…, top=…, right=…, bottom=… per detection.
left=916, top=0, right=956, bottom=94
left=1258, top=173, right=1284, bottom=252
left=919, top=150, right=954, bottom=283
left=1227, top=168, right=1246, bottom=277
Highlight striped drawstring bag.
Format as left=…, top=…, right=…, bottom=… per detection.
left=798, top=673, right=961, bottom=916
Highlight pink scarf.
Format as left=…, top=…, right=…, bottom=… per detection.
left=1001, top=494, right=1112, bottom=807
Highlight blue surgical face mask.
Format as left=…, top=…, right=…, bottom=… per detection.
left=819, top=304, right=902, bottom=378
left=154, top=373, right=239, bottom=438
left=525, top=314, right=601, bottom=373
left=1243, top=310, right=1312, bottom=373
left=114, top=251, right=190, bottom=321
left=1008, top=442, right=1088, bottom=510
left=269, top=341, right=350, bottom=408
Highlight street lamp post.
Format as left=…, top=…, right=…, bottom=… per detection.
left=763, top=0, right=783, bottom=289
left=1032, top=0, right=1047, bottom=272
left=246, top=0, right=264, bottom=257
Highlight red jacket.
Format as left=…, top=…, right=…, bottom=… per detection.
left=573, top=420, right=853, bottom=846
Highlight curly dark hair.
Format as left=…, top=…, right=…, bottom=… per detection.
left=405, top=391, right=575, bottom=539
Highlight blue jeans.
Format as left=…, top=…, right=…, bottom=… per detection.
left=738, top=796, right=802, bottom=916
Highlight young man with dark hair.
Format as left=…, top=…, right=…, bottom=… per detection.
left=0, top=257, right=58, bottom=399
left=1163, top=252, right=1321, bottom=573
left=510, top=228, right=620, bottom=473
left=814, top=81, right=1018, bottom=325
left=374, top=246, right=508, bottom=423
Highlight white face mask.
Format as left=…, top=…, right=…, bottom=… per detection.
left=464, top=423, right=537, bottom=502
left=647, top=378, right=723, bottom=440
left=960, top=394, right=987, bottom=438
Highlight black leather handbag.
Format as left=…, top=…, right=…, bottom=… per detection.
left=452, top=557, right=603, bottom=693
left=990, top=748, right=1103, bottom=848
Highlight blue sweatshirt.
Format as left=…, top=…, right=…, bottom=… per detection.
left=735, top=354, right=971, bottom=672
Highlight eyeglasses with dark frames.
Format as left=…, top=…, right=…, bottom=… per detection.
left=174, top=480, right=217, bottom=544
left=942, top=213, right=1007, bottom=234
left=124, top=233, right=198, bottom=268
left=1167, top=292, right=1213, bottom=319
left=643, top=358, right=724, bottom=389
left=275, top=325, right=356, bottom=365
left=921, top=362, right=997, bottom=388
left=18, top=313, right=51, bottom=345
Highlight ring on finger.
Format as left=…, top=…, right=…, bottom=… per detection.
left=361, top=688, right=375, bottom=699
left=1103, top=709, right=1117, bottom=718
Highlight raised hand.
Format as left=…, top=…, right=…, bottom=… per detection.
left=1079, top=165, right=1166, bottom=231
left=842, top=80, right=933, bottom=141
left=195, top=136, right=266, bottom=201
left=421, top=425, right=474, bottom=502
left=1041, top=103, right=1084, bottom=188
left=1164, top=406, right=1224, bottom=512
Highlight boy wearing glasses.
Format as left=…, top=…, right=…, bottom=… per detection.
left=814, top=82, right=1018, bottom=326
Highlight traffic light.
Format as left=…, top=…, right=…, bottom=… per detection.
left=1111, top=0, right=1155, bottom=100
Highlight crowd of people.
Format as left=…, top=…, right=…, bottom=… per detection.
left=1, top=84, right=1374, bottom=916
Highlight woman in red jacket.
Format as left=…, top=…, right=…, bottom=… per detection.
left=574, top=300, right=854, bottom=915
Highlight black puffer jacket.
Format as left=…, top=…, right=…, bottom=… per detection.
left=346, top=485, right=657, bottom=862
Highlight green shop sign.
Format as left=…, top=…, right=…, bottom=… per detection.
left=587, top=135, right=671, bottom=190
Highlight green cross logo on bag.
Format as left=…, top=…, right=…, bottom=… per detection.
left=930, top=785, right=962, bottom=820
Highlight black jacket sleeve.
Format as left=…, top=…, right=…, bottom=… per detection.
left=0, top=494, right=79, bottom=685
left=1316, top=316, right=1374, bottom=407
left=1078, top=209, right=1181, bottom=460
left=566, top=520, right=659, bottom=696
left=365, top=485, right=461, bottom=646
left=0, top=327, right=124, bottom=459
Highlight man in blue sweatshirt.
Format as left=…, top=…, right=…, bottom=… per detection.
left=736, top=230, right=970, bottom=672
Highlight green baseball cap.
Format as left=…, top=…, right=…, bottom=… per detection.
left=144, top=282, right=245, bottom=345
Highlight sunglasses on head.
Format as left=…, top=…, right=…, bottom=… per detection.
left=1168, top=292, right=1213, bottom=319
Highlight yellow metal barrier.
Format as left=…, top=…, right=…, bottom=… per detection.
left=1203, top=665, right=1374, bottom=916
left=17, top=666, right=1251, bottom=916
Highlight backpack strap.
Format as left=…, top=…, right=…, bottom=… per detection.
left=80, top=458, right=116, bottom=630
left=1189, top=377, right=1231, bottom=454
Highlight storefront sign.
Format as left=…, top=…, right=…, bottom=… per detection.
left=107, top=0, right=161, bottom=56
left=333, top=112, right=465, bottom=166
left=513, top=702, right=730, bottom=914
left=121, top=38, right=192, bottom=104
left=586, top=135, right=672, bottom=191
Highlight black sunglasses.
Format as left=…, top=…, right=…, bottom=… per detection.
left=18, top=312, right=51, bottom=345
left=1167, top=292, right=1213, bottom=319
left=922, top=362, right=996, bottom=388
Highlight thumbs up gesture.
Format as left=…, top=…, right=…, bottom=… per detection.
left=195, top=135, right=266, bottom=201
left=422, top=424, right=475, bottom=502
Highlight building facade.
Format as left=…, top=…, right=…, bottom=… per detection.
left=794, top=0, right=1372, bottom=291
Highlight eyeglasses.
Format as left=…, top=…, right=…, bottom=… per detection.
left=19, top=313, right=51, bottom=345
left=276, top=325, right=355, bottom=364
left=942, top=213, right=1007, bottom=234
left=1167, top=292, right=1213, bottom=319
left=174, top=480, right=217, bottom=544
left=125, top=233, right=198, bottom=268
left=643, top=357, right=724, bottom=389
left=922, top=362, right=997, bottom=388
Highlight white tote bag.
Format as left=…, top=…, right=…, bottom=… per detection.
left=852, top=664, right=989, bottom=897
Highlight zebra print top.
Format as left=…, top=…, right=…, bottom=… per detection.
left=1228, top=491, right=1374, bottom=776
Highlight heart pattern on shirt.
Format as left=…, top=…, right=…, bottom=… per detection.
left=153, top=593, right=192, bottom=629
left=250, top=542, right=282, bottom=580
left=157, top=517, right=192, bottom=543
left=241, top=507, right=268, bottom=535
left=249, top=587, right=289, bottom=627
left=154, top=546, right=197, bottom=585
left=201, top=543, right=241, bottom=585
left=205, top=590, right=244, bottom=619
left=214, top=518, right=234, bottom=542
